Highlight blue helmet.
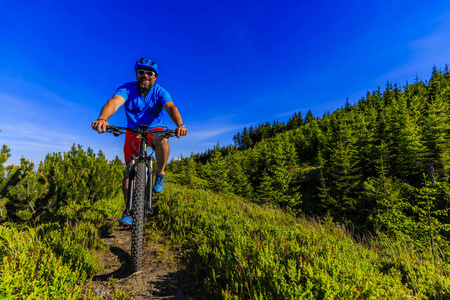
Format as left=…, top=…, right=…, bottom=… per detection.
left=135, top=58, right=159, bottom=75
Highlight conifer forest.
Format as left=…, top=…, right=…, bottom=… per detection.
left=169, top=66, right=450, bottom=261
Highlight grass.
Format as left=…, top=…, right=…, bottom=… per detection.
left=1, top=179, right=448, bottom=299
left=0, top=223, right=95, bottom=299
left=151, top=182, right=450, bottom=299
left=0, top=192, right=123, bottom=299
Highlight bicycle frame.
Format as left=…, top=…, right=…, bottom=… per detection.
left=125, top=124, right=156, bottom=218
left=106, top=124, right=175, bottom=213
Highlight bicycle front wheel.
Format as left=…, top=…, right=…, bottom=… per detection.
left=131, top=162, right=146, bottom=272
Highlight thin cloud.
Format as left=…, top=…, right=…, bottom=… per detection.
left=275, top=110, right=300, bottom=118
left=1, top=139, right=70, bottom=152
left=378, top=16, right=450, bottom=82
left=0, top=120, right=81, bottom=143
left=187, top=125, right=247, bottom=142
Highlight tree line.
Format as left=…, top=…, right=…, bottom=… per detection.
left=168, top=66, right=450, bottom=261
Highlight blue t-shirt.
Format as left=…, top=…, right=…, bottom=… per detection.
left=114, top=81, right=173, bottom=129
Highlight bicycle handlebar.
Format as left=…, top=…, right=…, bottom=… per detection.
left=105, top=125, right=177, bottom=139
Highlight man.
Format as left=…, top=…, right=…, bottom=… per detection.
left=92, top=58, right=188, bottom=225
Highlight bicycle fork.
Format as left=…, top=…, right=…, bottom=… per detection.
left=126, top=157, right=136, bottom=215
left=146, top=158, right=154, bottom=215
left=125, top=156, right=154, bottom=216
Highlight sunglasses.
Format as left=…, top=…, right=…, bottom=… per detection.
left=137, top=69, right=155, bottom=76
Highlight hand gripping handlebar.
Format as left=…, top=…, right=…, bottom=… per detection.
left=105, top=125, right=176, bottom=139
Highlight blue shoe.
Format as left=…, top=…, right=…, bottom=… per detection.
left=153, top=174, right=165, bottom=193
left=119, top=212, right=132, bottom=226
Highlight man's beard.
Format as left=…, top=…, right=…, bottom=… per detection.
left=139, top=79, right=153, bottom=93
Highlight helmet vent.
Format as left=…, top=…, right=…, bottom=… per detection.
left=135, top=58, right=158, bottom=74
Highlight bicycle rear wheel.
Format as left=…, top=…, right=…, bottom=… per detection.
left=131, top=162, right=146, bottom=272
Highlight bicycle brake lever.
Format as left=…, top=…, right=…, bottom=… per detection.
left=108, top=128, right=122, bottom=136
left=164, top=131, right=176, bottom=138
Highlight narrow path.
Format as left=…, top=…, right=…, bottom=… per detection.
left=87, top=221, right=187, bottom=300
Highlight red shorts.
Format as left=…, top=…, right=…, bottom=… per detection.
left=123, top=127, right=164, bottom=163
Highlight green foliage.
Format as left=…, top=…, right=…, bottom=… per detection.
left=168, top=66, right=450, bottom=260
left=176, top=153, right=206, bottom=189
left=0, top=139, right=124, bottom=298
left=411, top=178, right=450, bottom=259
left=0, top=141, right=124, bottom=224
left=233, top=120, right=288, bottom=150
left=362, top=158, right=415, bottom=235
left=0, top=223, right=100, bottom=299
left=37, top=221, right=103, bottom=275
left=154, top=184, right=450, bottom=299
left=36, top=144, right=124, bottom=223
left=222, top=149, right=252, bottom=198
left=7, top=171, right=48, bottom=221
left=203, top=143, right=231, bottom=193
left=0, top=143, right=35, bottom=221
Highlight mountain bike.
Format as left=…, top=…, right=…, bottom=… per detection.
left=106, top=124, right=176, bottom=272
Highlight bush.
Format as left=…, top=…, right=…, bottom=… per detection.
left=27, top=145, right=124, bottom=223
left=0, top=143, right=35, bottom=221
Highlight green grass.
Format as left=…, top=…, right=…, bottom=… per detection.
left=0, top=224, right=92, bottom=299
left=152, top=182, right=450, bottom=299
left=0, top=193, right=123, bottom=299
left=1, top=178, right=448, bottom=299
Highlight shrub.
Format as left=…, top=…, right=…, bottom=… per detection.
left=35, top=145, right=124, bottom=223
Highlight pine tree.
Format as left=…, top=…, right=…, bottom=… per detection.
left=225, top=150, right=252, bottom=198
left=1, top=152, right=35, bottom=221
left=0, top=143, right=13, bottom=219
left=271, top=120, right=286, bottom=136
left=37, top=144, right=124, bottom=222
left=395, top=112, right=427, bottom=181
left=354, top=111, right=377, bottom=178
left=204, top=143, right=231, bottom=193
left=326, top=135, right=362, bottom=222
left=301, top=117, right=325, bottom=162
left=244, top=127, right=254, bottom=149
left=304, top=110, right=314, bottom=124
left=256, top=170, right=274, bottom=204
left=362, top=157, right=414, bottom=235
left=269, top=136, right=301, bottom=208
left=233, top=132, right=243, bottom=148
left=317, top=147, right=333, bottom=211
left=423, top=69, right=450, bottom=181
left=180, top=153, right=200, bottom=188
left=412, top=176, right=450, bottom=257
left=259, top=122, right=272, bottom=140
left=7, top=170, right=48, bottom=221
left=286, top=112, right=303, bottom=130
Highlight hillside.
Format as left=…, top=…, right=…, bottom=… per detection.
left=150, top=180, right=450, bottom=299
left=84, top=179, right=450, bottom=299
left=2, top=176, right=448, bottom=299
left=168, top=66, right=450, bottom=263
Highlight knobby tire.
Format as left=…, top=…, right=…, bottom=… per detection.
left=131, top=162, right=146, bottom=272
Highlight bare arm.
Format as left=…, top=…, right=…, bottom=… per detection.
left=91, top=95, right=126, bottom=133
left=164, top=102, right=188, bottom=138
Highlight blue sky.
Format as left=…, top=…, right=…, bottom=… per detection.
left=1, top=0, right=450, bottom=167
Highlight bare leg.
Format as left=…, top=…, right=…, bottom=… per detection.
left=153, top=136, right=170, bottom=174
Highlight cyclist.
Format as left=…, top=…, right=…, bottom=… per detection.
left=91, top=57, right=188, bottom=225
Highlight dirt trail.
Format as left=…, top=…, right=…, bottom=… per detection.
left=87, top=221, right=188, bottom=300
